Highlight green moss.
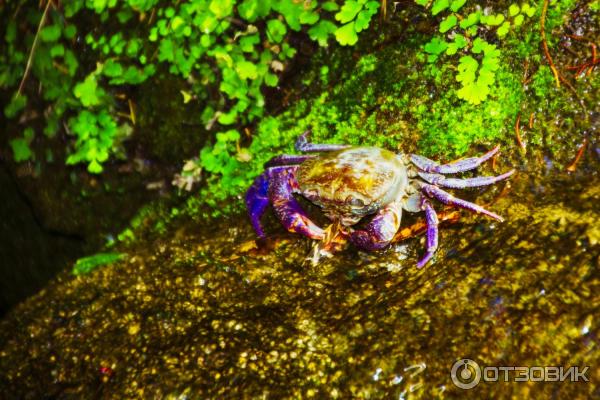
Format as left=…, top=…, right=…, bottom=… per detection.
left=72, top=252, right=126, bottom=275
left=415, top=64, right=523, bottom=155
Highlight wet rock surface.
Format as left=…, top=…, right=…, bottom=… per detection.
left=0, top=162, right=598, bottom=399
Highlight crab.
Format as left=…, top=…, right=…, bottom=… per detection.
left=246, top=131, right=514, bottom=267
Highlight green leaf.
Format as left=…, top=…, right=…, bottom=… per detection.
left=88, top=159, right=103, bottom=173
left=72, top=252, right=126, bottom=275
left=236, top=61, right=258, bottom=79
left=414, top=0, right=429, bottom=5
left=445, top=34, right=467, bottom=55
left=158, top=38, right=175, bottom=62
left=423, top=37, right=448, bottom=61
left=103, top=59, right=123, bottom=77
left=308, top=20, right=337, bottom=46
left=299, top=10, right=319, bottom=25
left=74, top=73, right=103, bottom=107
left=450, top=0, right=466, bottom=12
left=335, top=0, right=363, bottom=23
left=521, top=4, right=535, bottom=17
left=281, top=43, right=296, bottom=59
left=209, top=0, right=234, bottom=18
left=439, top=14, right=457, bottom=32
left=126, top=39, right=142, bottom=56
left=239, top=34, right=260, bottom=52
left=64, top=49, right=79, bottom=76
left=66, top=109, right=119, bottom=172
left=264, top=72, right=278, bottom=87
left=218, top=109, right=238, bottom=125
left=64, top=0, right=84, bottom=17
left=198, top=13, right=218, bottom=33
left=200, top=34, right=212, bottom=48
left=456, top=55, right=478, bottom=84
left=23, top=127, right=35, bottom=141
left=4, top=95, right=27, bottom=118
left=50, top=44, right=65, bottom=58
left=460, top=11, right=480, bottom=28
left=238, top=0, right=270, bottom=22
left=5, top=20, right=16, bottom=43
left=471, top=37, right=488, bottom=54
left=63, top=25, right=77, bottom=39
left=266, top=19, right=287, bottom=43
left=45, top=113, right=60, bottom=138
left=497, top=21, right=510, bottom=37
left=334, top=22, right=358, bottom=46
left=481, top=13, right=505, bottom=26
left=355, top=2, right=379, bottom=32
left=513, top=14, right=525, bottom=26
left=40, top=25, right=61, bottom=42
left=509, top=4, right=520, bottom=16
left=117, top=9, right=134, bottom=23
left=466, top=25, right=478, bottom=36
left=455, top=47, right=499, bottom=105
left=322, top=1, right=339, bottom=11
left=171, top=15, right=185, bottom=31
left=89, top=0, right=117, bottom=13
left=431, top=0, right=450, bottom=15
left=10, top=138, right=34, bottom=162
left=273, top=0, right=304, bottom=31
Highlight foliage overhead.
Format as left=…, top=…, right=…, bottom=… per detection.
left=1, top=0, right=379, bottom=172
left=418, top=0, right=536, bottom=104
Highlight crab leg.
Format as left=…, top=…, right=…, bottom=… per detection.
left=410, top=146, right=500, bottom=174
left=265, top=154, right=315, bottom=168
left=246, top=171, right=272, bottom=238
left=268, top=166, right=325, bottom=240
left=349, top=202, right=402, bottom=251
left=421, top=184, right=503, bottom=221
left=417, top=169, right=515, bottom=189
left=295, top=130, right=351, bottom=153
left=416, top=199, right=439, bottom=268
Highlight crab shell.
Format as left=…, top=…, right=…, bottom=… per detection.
left=296, top=147, right=416, bottom=225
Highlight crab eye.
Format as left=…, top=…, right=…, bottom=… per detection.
left=347, top=196, right=365, bottom=207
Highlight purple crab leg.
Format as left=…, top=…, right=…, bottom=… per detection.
left=410, top=146, right=500, bottom=174
left=265, top=154, right=315, bottom=168
left=417, top=169, right=515, bottom=189
left=295, top=130, right=351, bottom=153
left=416, top=198, right=439, bottom=268
left=421, top=184, right=504, bottom=221
left=268, top=166, right=325, bottom=240
left=349, top=202, right=402, bottom=250
left=245, top=171, right=271, bottom=238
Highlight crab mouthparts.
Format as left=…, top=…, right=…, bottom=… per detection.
left=322, top=208, right=368, bottom=226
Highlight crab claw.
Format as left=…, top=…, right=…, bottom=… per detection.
left=268, top=166, right=325, bottom=240
left=349, top=202, right=402, bottom=251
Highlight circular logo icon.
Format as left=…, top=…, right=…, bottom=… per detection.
left=451, top=359, right=481, bottom=389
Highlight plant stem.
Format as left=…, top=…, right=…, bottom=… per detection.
left=17, top=0, right=53, bottom=97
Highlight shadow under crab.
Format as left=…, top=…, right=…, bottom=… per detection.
left=246, top=131, right=515, bottom=267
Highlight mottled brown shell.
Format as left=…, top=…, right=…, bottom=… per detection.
left=296, top=147, right=408, bottom=220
